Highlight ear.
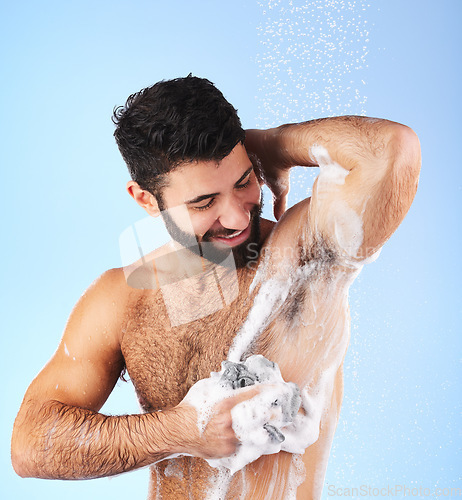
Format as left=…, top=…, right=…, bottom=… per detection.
left=126, top=181, right=161, bottom=217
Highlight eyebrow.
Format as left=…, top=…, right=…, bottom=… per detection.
left=185, top=166, right=253, bottom=205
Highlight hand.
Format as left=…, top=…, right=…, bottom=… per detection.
left=176, top=385, right=262, bottom=460
left=245, top=128, right=291, bottom=221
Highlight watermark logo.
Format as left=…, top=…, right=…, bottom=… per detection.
left=119, top=208, right=239, bottom=327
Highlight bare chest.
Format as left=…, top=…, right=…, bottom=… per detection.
left=120, top=263, right=351, bottom=413
left=121, top=272, right=256, bottom=411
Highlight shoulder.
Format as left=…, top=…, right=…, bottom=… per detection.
left=70, top=267, right=134, bottom=337
left=85, top=267, right=130, bottom=301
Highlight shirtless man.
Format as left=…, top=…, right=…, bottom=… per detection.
left=11, top=76, right=421, bottom=499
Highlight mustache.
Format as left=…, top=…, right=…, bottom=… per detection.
left=201, top=203, right=261, bottom=240
left=203, top=227, right=243, bottom=239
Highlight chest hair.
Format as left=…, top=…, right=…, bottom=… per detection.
left=121, top=269, right=256, bottom=411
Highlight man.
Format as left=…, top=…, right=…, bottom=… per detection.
left=11, top=76, right=421, bottom=499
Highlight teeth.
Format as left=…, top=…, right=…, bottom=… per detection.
left=220, top=229, right=243, bottom=239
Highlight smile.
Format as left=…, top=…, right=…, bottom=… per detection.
left=210, top=224, right=251, bottom=247
left=219, top=229, right=244, bottom=239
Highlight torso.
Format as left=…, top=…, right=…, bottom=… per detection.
left=119, top=202, right=361, bottom=499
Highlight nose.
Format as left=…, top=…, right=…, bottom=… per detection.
left=218, top=195, right=250, bottom=231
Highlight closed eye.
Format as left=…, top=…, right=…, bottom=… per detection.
left=187, top=166, right=254, bottom=211
left=236, top=176, right=251, bottom=190
left=192, top=198, right=215, bottom=211
left=235, top=168, right=253, bottom=189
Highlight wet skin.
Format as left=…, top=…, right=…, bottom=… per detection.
left=121, top=203, right=353, bottom=499
left=11, top=118, right=421, bottom=499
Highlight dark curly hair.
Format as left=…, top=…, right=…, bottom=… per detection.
left=112, top=75, right=246, bottom=201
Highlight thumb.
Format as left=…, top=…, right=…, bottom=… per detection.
left=272, top=173, right=290, bottom=221
left=273, top=194, right=288, bottom=221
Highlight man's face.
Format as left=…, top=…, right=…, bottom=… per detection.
left=158, top=143, right=263, bottom=267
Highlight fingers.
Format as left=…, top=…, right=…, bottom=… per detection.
left=198, top=386, right=263, bottom=459
left=175, top=384, right=265, bottom=460
left=178, top=385, right=280, bottom=460
left=219, top=385, right=263, bottom=411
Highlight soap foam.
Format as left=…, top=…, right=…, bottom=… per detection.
left=311, top=144, right=349, bottom=188
left=310, top=144, right=365, bottom=260
left=184, top=355, right=302, bottom=475
left=206, top=467, right=232, bottom=500
left=227, top=277, right=292, bottom=363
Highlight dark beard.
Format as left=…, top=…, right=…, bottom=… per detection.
left=159, top=201, right=263, bottom=269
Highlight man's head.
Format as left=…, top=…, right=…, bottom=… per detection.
left=113, top=76, right=263, bottom=266
left=113, top=75, right=246, bottom=203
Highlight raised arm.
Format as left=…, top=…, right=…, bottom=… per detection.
left=11, top=269, right=252, bottom=479
left=246, top=116, right=421, bottom=260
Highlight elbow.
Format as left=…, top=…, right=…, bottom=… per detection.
left=383, top=124, right=421, bottom=218
left=390, top=124, right=422, bottom=180
left=11, top=442, right=30, bottom=478
left=11, top=452, right=30, bottom=479
left=11, top=423, right=36, bottom=478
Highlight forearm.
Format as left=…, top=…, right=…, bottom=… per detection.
left=12, top=400, right=190, bottom=480
left=246, top=115, right=420, bottom=248
left=249, top=116, right=406, bottom=172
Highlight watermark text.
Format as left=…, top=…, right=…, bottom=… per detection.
left=327, top=484, right=461, bottom=497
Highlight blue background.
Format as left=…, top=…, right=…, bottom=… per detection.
left=1, top=1, right=460, bottom=498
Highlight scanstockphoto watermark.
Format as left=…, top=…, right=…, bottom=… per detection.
left=327, top=484, right=462, bottom=497
left=119, top=210, right=240, bottom=326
